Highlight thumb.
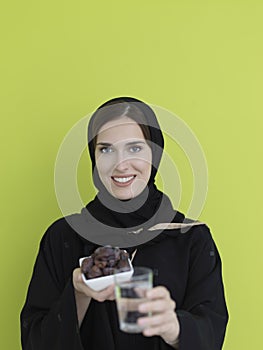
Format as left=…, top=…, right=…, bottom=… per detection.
left=78, top=269, right=84, bottom=282
left=73, top=268, right=83, bottom=284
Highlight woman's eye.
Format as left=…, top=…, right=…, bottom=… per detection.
left=100, top=146, right=113, bottom=154
left=130, top=146, right=142, bottom=153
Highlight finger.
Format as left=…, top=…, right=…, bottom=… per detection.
left=73, top=268, right=82, bottom=281
left=142, top=321, right=172, bottom=337
left=92, top=284, right=115, bottom=302
left=101, top=285, right=116, bottom=300
left=138, top=298, right=175, bottom=313
left=146, top=286, right=171, bottom=300
left=138, top=311, right=175, bottom=328
left=73, top=268, right=86, bottom=292
left=108, top=292, right=116, bottom=301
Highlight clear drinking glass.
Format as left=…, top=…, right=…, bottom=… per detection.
left=114, top=266, right=153, bottom=333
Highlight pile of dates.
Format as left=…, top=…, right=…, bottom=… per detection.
left=81, top=245, right=130, bottom=279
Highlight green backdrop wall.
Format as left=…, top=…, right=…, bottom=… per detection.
left=1, top=1, right=262, bottom=349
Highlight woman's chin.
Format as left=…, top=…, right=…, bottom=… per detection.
left=111, top=190, right=134, bottom=200
left=104, top=179, right=148, bottom=200
left=110, top=187, right=146, bottom=200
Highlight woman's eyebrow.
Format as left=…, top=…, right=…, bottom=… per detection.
left=96, top=142, right=112, bottom=146
left=96, top=141, right=145, bottom=147
left=126, top=141, right=145, bottom=146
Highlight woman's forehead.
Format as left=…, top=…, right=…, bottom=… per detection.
left=97, top=117, right=145, bottom=143
left=98, top=116, right=139, bottom=132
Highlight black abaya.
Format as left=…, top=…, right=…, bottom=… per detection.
left=20, top=213, right=228, bottom=350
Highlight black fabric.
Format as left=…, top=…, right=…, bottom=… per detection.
left=20, top=217, right=228, bottom=350
left=85, top=184, right=178, bottom=231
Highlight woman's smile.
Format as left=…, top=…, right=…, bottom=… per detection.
left=111, top=175, right=136, bottom=186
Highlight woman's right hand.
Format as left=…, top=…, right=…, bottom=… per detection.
left=73, top=267, right=115, bottom=302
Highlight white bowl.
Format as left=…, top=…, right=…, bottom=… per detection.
left=79, top=256, right=134, bottom=291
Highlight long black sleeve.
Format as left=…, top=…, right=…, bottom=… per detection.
left=175, top=226, right=228, bottom=349
left=20, top=221, right=84, bottom=350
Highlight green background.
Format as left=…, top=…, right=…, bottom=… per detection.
left=1, top=1, right=262, bottom=349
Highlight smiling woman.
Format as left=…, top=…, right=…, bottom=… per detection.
left=20, top=97, right=228, bottom=350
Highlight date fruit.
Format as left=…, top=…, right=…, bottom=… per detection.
left=81, top=245, right=130, bottom=279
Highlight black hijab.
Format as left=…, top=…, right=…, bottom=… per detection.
left=71, top=97, right=184, bottom=248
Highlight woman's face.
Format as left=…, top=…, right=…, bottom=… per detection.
left=95, top=116, right=152, bottom=200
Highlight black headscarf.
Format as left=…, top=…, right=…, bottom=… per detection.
left=72, top=97, right=184, bottom=249
left=88, top=97, right=164, bottom=186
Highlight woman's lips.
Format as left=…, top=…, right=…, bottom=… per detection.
left=111, top=175, right=136, bottom=187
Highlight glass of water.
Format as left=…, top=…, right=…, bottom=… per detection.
left=114, top=266, right=153, bottom=333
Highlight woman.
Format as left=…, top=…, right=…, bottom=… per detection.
left=20, top=97, right=228, bottom=350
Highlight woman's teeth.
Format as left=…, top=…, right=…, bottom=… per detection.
left=112, top=176, right=135, bottom=183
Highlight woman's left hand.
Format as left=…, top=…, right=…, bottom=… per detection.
left=137, top=286, right=180, bottom=345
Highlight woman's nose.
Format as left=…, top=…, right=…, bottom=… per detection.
left=114, top=152, right=130, bottom=171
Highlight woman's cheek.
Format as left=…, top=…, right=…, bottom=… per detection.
left=134, top=157, right=152, bottom=177
left=96, top=157, right=114, bottom=184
